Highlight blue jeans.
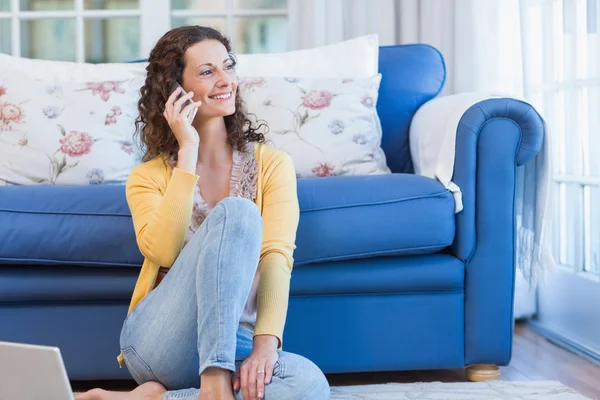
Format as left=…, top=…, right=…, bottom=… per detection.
left=120, top=197, right=330, bottom=400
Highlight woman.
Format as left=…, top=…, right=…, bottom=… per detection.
left=76, top=26, right=330, bottom=400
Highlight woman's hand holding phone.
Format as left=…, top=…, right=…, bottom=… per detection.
left=163, top=86, right=202, bottom=150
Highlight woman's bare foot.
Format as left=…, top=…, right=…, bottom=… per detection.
left=74, top=381, right=167, bottom=400
left=199, top=368, right=235, bottom=400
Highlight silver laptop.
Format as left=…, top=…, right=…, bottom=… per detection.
left=0, top=341, right=74, bottom=400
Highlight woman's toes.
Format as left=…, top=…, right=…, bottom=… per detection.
left=74, top=382, right=166, bottom=400
left=74, top=388, right=108, bottom=400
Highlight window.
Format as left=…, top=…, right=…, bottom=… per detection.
left=0, top=0, right=289, bottom=62
left=521, top=0, right=600, bottom=277
left=171, top=0, right=288, bottom=55
left=0, top=0, right=142, bottom=62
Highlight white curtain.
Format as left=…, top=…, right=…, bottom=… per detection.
left=288, top=0, right=524, bottom=96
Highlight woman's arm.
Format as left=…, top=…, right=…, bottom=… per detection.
left=126, top=149, right=199, bottom=267
left=254, top=151, right=300, bottom=348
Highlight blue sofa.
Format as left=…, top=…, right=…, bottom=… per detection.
left=0, top=44, right=545, bottom=381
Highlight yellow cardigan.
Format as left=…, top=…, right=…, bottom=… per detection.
left=117, top=142, right=300, bottom=367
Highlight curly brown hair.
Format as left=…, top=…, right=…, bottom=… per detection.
left=134, top=25, right=266, bottom=162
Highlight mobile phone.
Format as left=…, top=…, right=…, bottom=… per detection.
left=170, top=81, right=198, bottom=123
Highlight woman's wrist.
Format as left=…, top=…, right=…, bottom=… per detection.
left=176, top=146, right=198, bottom=175
left=253, top=334, right=279, bottom=351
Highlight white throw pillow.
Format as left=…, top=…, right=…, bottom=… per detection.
left=236, top=34, right=379, bottom=78
left=0, top=70, right=142, bottom=185
left=0, top=53, right=146, bottom=82
left=0, top=34, right=378, bottom=80
left=240, top=75, right=390, bottom=178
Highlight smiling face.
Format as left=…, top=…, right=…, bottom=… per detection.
left=180, top=39, right=238, bottom=120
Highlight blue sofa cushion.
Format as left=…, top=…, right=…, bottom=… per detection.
left=294, top=173, right=455, bottom=265
left=0, top=265, right=138, bottom=302
left=0, top=254, right=463, bottom=303
left=291, top=254, right=463, bottom=295
left=0, top=185, right=141, bottom=267
left=0, top=174, right=454, bottom=268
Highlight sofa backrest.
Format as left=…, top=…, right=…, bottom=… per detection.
left=377, top=44, right=446, bottom=173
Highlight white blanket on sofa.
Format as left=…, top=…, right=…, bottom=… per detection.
left=409, top=93, right=555, bottom=286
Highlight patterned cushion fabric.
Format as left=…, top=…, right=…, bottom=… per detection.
left=0, top=70, right=142, bottom=185
left=239, top=75, right=390, bottom=178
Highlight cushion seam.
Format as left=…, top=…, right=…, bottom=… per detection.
left=300, top=190, right=452, bottom=213
left=291, top=290, right=464, bottom=298
left=294, top=242, right=453, bottom=266
left=0, top=299, right=132, bottom=306
left=1, top=242, right=454, bottom=267
left=1, top=191, right=451, bottom=216
left=0, top=209, right=131, bottom=217
left=0, top=257, right=141, bottom=267
left=0, top=290, right=464, bottom=305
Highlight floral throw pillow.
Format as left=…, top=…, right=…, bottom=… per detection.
left=239, top=75, right=390, bottom=178
left=0, top=71, right=143, bottom=185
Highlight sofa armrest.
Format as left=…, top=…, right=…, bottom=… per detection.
left=453, top=98, right=545, bottom=364
left=453, top=98, right=544, bottom=261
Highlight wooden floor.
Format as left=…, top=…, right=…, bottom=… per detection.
left=327, top=323, right=600, bottom=399
left=72, top=322, right=600, bottom=399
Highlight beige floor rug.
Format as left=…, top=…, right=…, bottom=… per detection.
left=330, top=380, right=591, bottom=399
left=75, top=380, right=591, bottom=399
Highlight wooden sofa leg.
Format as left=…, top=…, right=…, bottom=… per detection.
left=466, top=364, right=501, bottom=381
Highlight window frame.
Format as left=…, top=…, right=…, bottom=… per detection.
left=0, top=0, right=289, bottom=62
left=521, top=0, right=600, bottom=280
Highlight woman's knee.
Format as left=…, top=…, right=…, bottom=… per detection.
left=274, top=352, right=330, bottom=399
left=213, top=197, right=262, bottom=232
left=183, top=196, right=262, bottom=270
